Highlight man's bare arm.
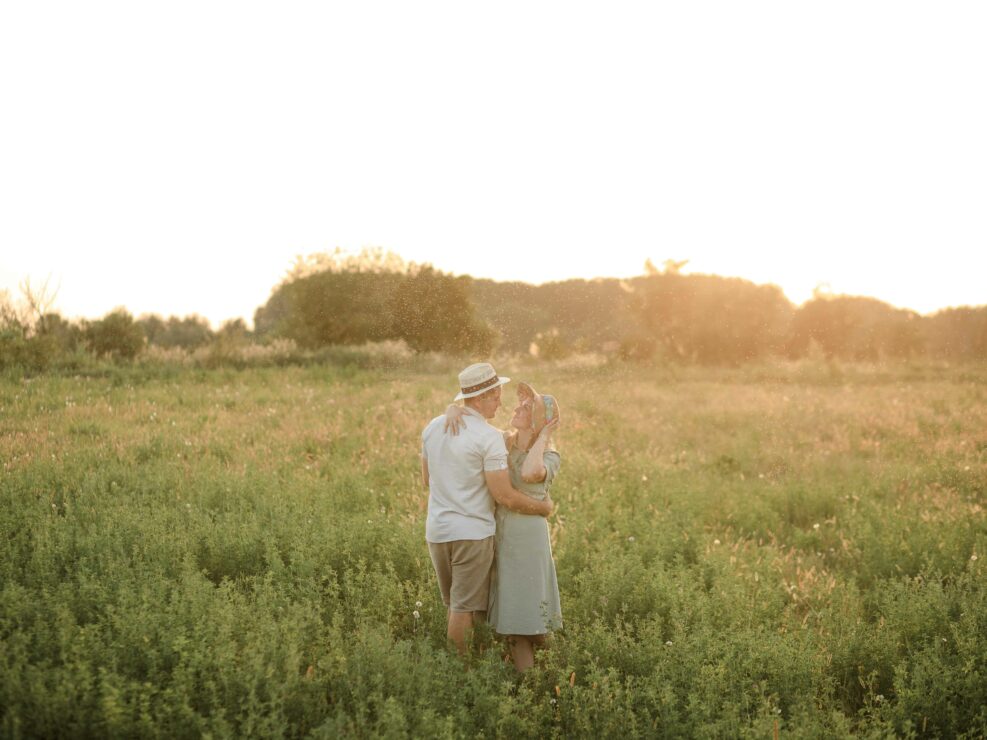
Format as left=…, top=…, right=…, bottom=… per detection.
left=485, top=469, right=552, bottom=517
left=421, top=457, right=429, bottom=489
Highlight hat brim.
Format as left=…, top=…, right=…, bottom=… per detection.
left=454, top=376, right=510, bottom=401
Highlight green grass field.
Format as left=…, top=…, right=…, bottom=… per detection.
left=2, top=359, right=985, bottom=738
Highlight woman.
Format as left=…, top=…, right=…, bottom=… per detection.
left=445, top=381, right=562, bottom=671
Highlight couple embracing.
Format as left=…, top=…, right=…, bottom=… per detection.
left=420, top=362, right=562, bottom=672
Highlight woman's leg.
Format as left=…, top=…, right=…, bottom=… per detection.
left=509, top=635, right=535, bottom=672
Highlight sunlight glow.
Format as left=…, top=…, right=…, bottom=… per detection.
left=1, top=1, right=984, bottom=326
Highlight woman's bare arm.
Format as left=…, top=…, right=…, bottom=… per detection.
left=520, top=418, right=559, bottom=483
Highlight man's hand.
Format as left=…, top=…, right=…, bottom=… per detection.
left=485, top=469, right=552, bottom=517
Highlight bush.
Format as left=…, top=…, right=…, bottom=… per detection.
left=139, top=315, right=214, bottom=350
left=387, top=267, right=494, bottom=354
left=630, top=271, right=794, bottom=364
left=788, top=295, right=922, bottom=361
left=0, top=330, right=56, bottom=371
left=255, top=252, right=493, bottom=354
left=923, top=306, right=987, bottom=360
left=618, top=334, right=657, bottom=362
left=0, top=303, right=78, bottom=372
left=83, top=309, right=145, bottom=360
left=530, top=328, right=573, bottom=361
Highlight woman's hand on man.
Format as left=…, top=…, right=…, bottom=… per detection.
left=443, top=404, right=465, bottom=435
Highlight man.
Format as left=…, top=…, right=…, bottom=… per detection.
left=421, top=362, right=553, bottom=653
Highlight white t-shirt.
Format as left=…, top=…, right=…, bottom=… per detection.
left=421, top=407, right=509, bottom=543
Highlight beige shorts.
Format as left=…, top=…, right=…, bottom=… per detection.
left=427, top=536, right=495, bottom=613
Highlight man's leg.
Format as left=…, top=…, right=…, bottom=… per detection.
left=446, top=537, right=494, bottom=654
left=447, top=610, right=474, bottom=654
left=428, top=541, right=455, bottom=643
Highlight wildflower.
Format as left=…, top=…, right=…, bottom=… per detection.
left=413, top=610, right=420, bottom=620
left=813, top=523, right=820, bottom=530
left=972, top=554, right=979, bottom=561
left=713, top=539, right=721, bottom=545
left=665, top=641, right=673, bottom=647
left=415, top=600, right=423, bottom=608
left=875, top=694, right=884, bottom=703
left=641, top=475, right=648, bottom=482
left=627, top=536, right=635, bottom=542
left=550, top=698, right=557, bottom=706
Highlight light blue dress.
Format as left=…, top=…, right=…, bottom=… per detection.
left=487, top=447, right=563, bottom=635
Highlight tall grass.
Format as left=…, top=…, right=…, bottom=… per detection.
left=1, top=360, right=985, bottom=737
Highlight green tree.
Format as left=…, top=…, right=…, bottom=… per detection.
left=83, top=309, right=145, bottom=360
left=788, top=295, right=922, bottom=360
left=36, top=312, right=83, bottom=354
left=387, top=267, right=493, bottom=353
left=631, top=270, right=793, bottom=364
left=140, top=315, right=214, bottom=349
left=470, top=278, right=635, bottom=354
left=0, top=281, right=80, bottom=370
left=255, top=250, right=492, bottom=354
left=255, top=270, right=400, bottom=347
left=921, top=306, right=987, bottom=360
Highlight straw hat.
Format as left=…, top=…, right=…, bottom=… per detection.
left=516, top=381, right=560, bottom=435
left=454, top=362, right=511, bottom=401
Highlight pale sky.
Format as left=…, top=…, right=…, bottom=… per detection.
left=1, top=1, right=985, bottom=328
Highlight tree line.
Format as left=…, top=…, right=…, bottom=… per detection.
left=1, top=251, right=984, bottom=371
left=472, top=259, right=984, bottom=364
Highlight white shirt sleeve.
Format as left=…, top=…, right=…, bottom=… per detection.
left=481, top=431, right=509, bottom=472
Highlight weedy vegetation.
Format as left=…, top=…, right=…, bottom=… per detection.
left=1, top=359, right=985, bottom=737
